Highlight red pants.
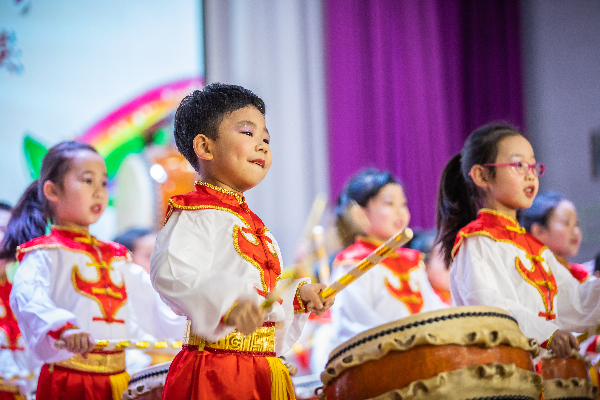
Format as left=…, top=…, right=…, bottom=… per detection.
left=162, top=347, right=294, bottom=400
left=36, top=364, right=128, bottom=400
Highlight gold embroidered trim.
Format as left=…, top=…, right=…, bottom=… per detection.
left=71, top=265, right=127, bottom=322
left=222, top=301, right=239, bottom=325
left=452, top=230, right=549, bottom=259
left=52, top=224, right=92, bottom=236
left=546, top=330, right=557, bottom=350
left=478, top=208, right=521, bottom=227
left=0, top=382, right=20, bottom=393
left=16, top=243, right=128, bottom=265
left=53, top=350, right=126, bottom=374
left=295, top=281, right=308, bottom=314
left=164, top=199, right=251, bottom=227
left=195, top=181, right=244, bottom=204
left=233, top=225, right=268, bottom=292
left=514, top=257, right=554, bottom=318
left=506, top=225, right=526, bottom=234
left=182, top=320, right=275, bottom=353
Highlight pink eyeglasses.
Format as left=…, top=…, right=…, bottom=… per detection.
left=481, top=161, right=545, bottom=177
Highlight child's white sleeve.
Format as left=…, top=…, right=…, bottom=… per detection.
left=150, top=209, right=255, bottom=342
left=450, top=236, right=560, bottom=344
left=9, top=250, right=77, bottom=363
left=123, top=262, right=187, bottom=341
left=273, top=277, right=311, bottom=355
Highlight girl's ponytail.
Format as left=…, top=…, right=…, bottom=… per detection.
left=436, top=154, right=477, bottom=268
left=0, top=180, right=48, bottom=261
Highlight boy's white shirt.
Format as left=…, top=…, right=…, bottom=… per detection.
left=329, top=260, right=447, bottom=350
left=150, top=208, right=309, bottom=356
left=10, top=249, right=186, bottom=363
left=451, top=235, right=600, bottom=343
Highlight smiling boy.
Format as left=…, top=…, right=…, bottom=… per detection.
left=150, top=83, right=333, bottom=400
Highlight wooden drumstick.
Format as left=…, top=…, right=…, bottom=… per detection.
left=54, top=339, right=183, bottom=352
left=320, top=228, right=414, bottom=300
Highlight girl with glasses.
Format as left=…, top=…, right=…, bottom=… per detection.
left=436, top=123, right=600, bottom=358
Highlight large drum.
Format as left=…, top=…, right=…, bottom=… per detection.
left=122, top=361, right=171, bottom=400
left=541, top=352, right=597, bottom=400
left=320, top=306, right=542, bottom=400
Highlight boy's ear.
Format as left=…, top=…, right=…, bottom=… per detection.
left=193, top=134, right=214, bottom=161
left=43, top=180, right=61, bottom=203
left=469, top=165, right=491, bottom=190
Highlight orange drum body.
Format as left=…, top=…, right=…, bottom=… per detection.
left=541, top=354, right=597, bottom=400
left=123, top=361, right=171, bottom=400
left=321, top=306, right=542, bottom=400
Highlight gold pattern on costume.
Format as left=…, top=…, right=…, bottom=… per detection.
left=295, top=281, right=308, bottom=314
left=183, top=320, right=275, bottom=353
left=165, top=200, right=250, bottom=227
left=195, top=181, right=244, bottom=204
left=514, top=257, right=557, bottom=320
left=54, top=351, right=126, bottom=374
left=478, top=208, right=520, bottom=226
left=232, top=225, right=268, bottom=292
left=452, top=230, right=550, bottom=259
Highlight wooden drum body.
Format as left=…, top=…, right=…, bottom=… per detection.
left=123, top=361, right=171, bottom=400
left=541, top=353, right=597, bottom=400
left=321, top=306, right=542, bottom=400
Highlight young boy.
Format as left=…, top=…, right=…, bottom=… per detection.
left=150, top=83, right=334, bottom=400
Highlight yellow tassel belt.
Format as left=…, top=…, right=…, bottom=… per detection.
left=0, top=382, right=20, bottom=393
left=52, top=350, right=126, bottom=374
left=182, top=320, right=276, bottom=356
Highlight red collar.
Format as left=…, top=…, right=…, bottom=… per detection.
left=165, top=181, right=255, bottom=224
left=334, top=237, right=422, bottom=272
left=17, top=226, right=128, bottom=264
left=452, top=209, right=547, bottom=259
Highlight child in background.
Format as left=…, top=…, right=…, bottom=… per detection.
left=328, top=169, right=446, bottom=350
left=408, top=230, right=452, bottom=305
left=520, top=192, right=587, bottom=282
left=1, top=202, right=39, bottom=400
left=0, top=202, right=11, bottom=243
left=113, top=228, right=157, bottom=274
left=150, top=83, right=334, bottom=400
left=5, top=141, right=185, bottom=400
left=437, top=122, right=600, bottom=358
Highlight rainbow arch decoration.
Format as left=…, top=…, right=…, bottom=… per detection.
left=24, top=77, right=204, bottom=180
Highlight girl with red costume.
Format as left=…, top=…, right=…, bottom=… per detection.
left=3, top=141, right=185, bottom=400
left=520, top=191, right=587, bottom=282
left=328, top=169, right=446, bottom=352
left=436, top=123, right=600, bottom=359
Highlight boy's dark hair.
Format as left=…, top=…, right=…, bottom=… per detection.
left=436, top=122, right=522, bottom=268
left=173, top=83, right=266, bottom=172
left=113, top=227, right=155, bottom=252
left=0, top=141, right=98, bottom=261
left=335, top=168, right=399, bottom=247
left=0, top=201, right=12, bottom=212
left=519, top=191, right=568, bottom=233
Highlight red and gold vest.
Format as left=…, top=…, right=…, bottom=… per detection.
left=334, top=237, right=424, bottom=314
left=453, top=209, right=558, bottom=321
left=166, top=181, right=282, bottom=298
left=17, top=227, right=130, bottom=324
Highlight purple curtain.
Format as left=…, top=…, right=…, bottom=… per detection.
left=325, top=0, right=524, bottom=229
